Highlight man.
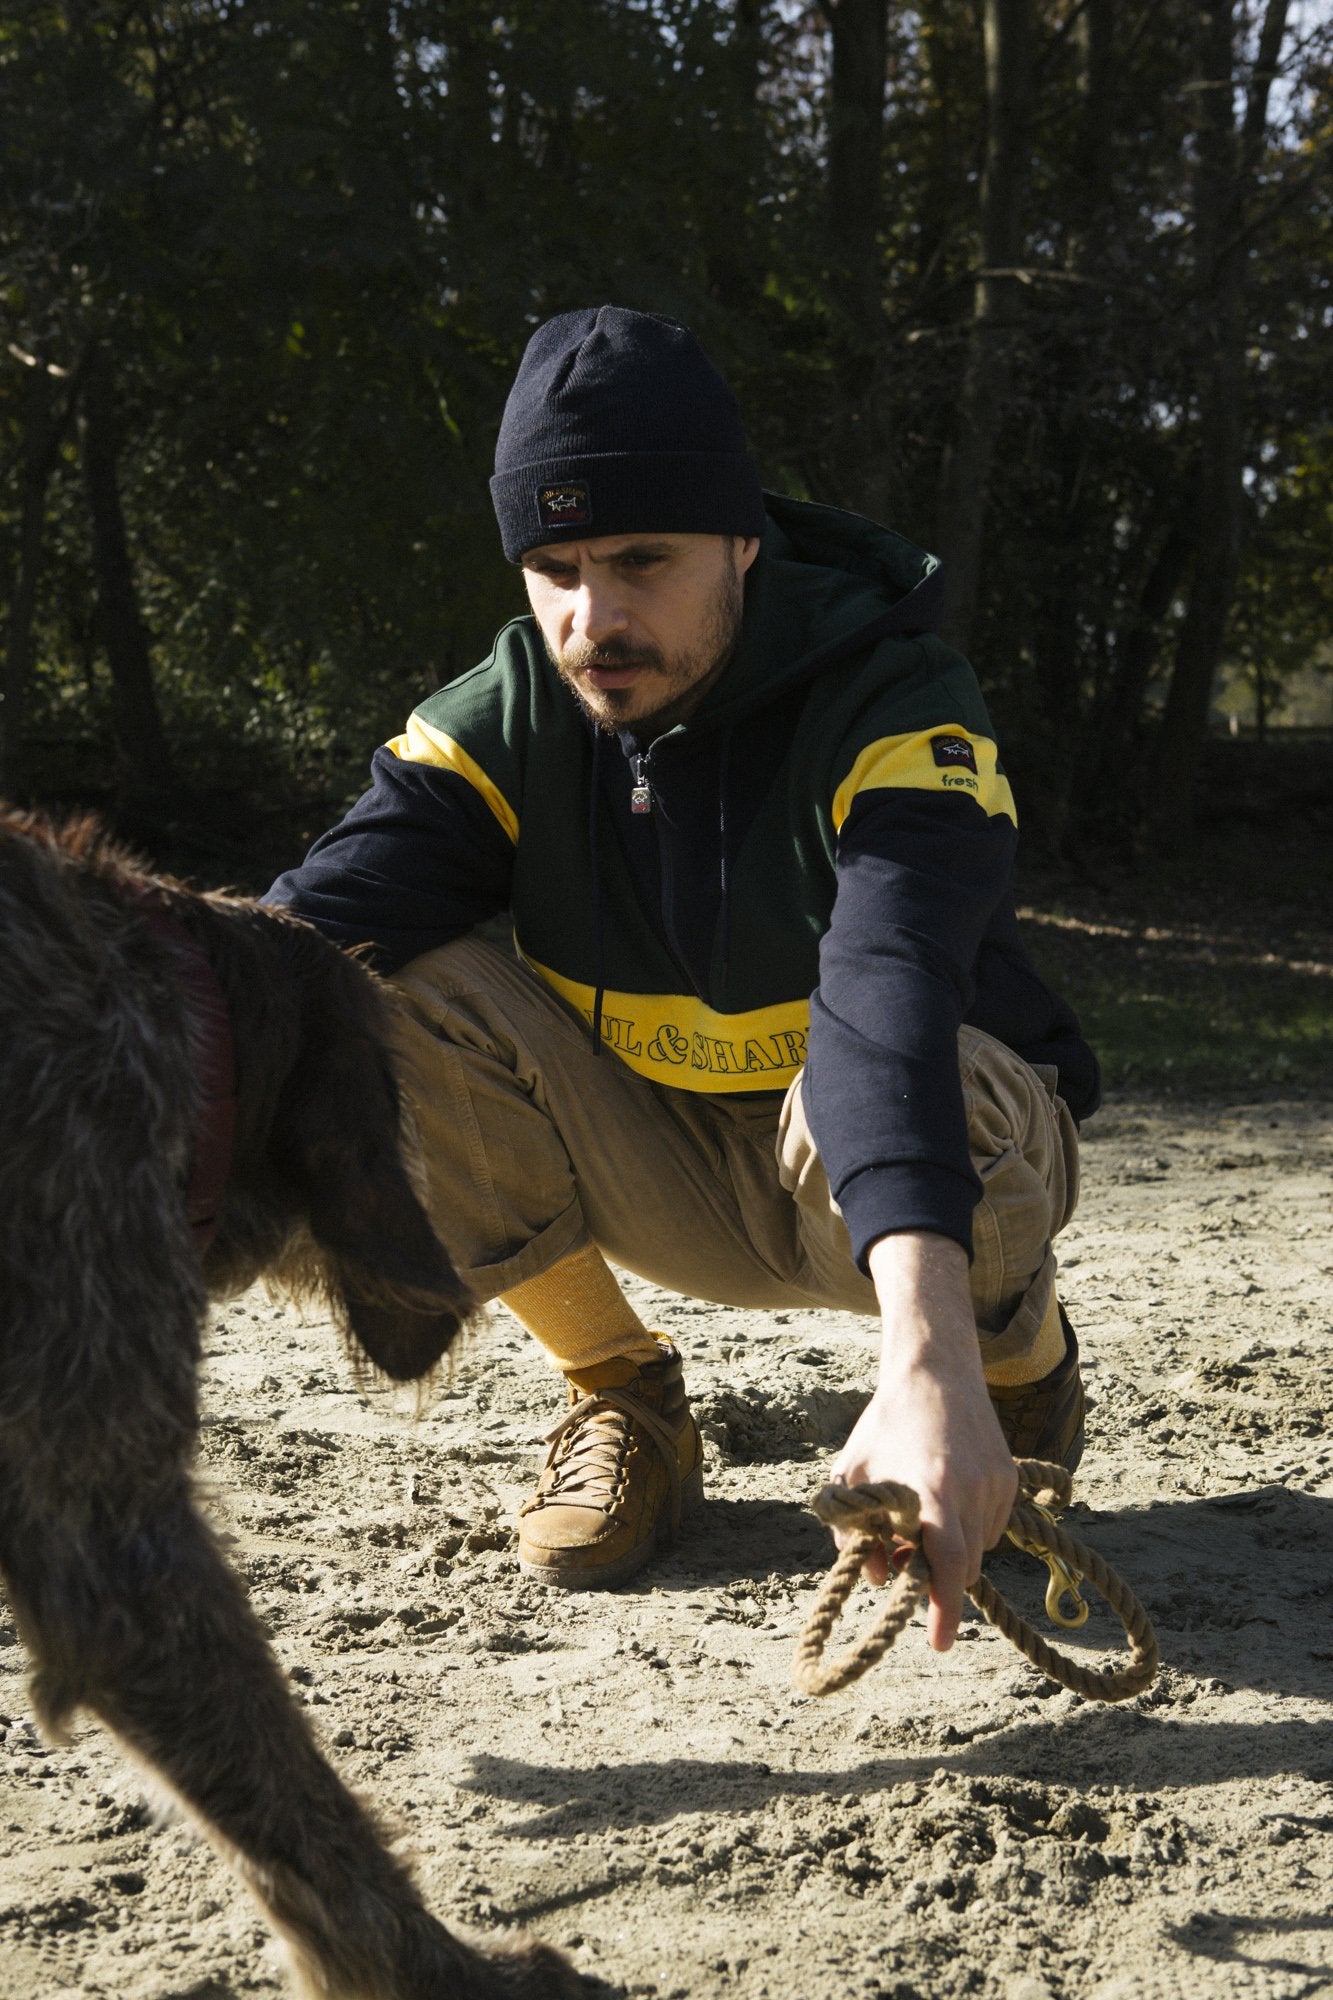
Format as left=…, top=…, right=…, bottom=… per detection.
left=268, top=306, right=1098, bottom=1652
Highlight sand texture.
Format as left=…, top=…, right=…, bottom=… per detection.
left=1, top=1098, right=1331, bottom=2000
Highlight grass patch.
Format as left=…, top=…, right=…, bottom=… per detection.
left=1018, top=739, right=1333, bottom=1098
left=1020, top=905, right=1332, bottom=1095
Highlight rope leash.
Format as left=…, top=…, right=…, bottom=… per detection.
left=793, top=1459, right=1158, bottom=1702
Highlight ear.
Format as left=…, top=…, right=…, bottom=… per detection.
left=288, top=1105, right=473, bottom=1379
left=272, top=940, right=474, bottom=1379
left=341, top=1287, right=469, bottom=1382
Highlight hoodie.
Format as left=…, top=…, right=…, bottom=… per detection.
left=267, top=494, right=1099, bottom=1266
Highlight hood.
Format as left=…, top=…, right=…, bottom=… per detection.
left=668, top=491, right=945, bottom=738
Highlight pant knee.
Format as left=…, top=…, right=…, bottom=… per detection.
left=959, top=1027, right=1078, bottom=1330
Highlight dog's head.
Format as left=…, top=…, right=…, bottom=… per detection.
left=203, top=908, right=475, bottom=1381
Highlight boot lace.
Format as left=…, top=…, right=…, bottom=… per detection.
left=519, top=1387, right=687, bottom=1534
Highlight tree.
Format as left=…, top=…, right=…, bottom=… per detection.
left=1146, top=0, right=1292, bottom=851
left=1, top=344, right=82, bottom=795
left=935, top=0, right=1031, bottom=655
left=2, top=0, right=1329, bottom=857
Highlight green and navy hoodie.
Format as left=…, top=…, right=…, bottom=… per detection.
left=268, top=494, right=1099, bottom=1267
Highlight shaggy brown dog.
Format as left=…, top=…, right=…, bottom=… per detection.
left=0, top=807, right=582, bottom=2000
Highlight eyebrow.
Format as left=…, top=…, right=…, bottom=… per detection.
left=526, top=541, right=677, bottom=571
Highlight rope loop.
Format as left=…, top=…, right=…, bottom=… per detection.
left=793, top=1460, right=1158, bottom=1703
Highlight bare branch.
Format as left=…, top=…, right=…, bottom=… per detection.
left=7, top=343, right=72, bottom=379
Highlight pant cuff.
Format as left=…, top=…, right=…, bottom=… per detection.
left=456, top=1203, right=590, bottom=1306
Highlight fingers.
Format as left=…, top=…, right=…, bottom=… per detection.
left=921, top=1472, right=1015, bottom=1651
left=830, top=1526, right=890, bottom=1588
left=830, top=1518, right=971, bottom=1652
left=860, top=1538, right=892, bottom=1590
left=825, top=1382, right=1019, bottom=1653
left=921, top=1519, right=970, bottom=1653
left=832, top=1499, right=1006, bottom=1652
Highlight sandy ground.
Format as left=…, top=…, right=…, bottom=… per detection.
left=2, top=1096, right=1331, bottom=2000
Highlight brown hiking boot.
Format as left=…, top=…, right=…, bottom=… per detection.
left=987, top=1306, right=1085, bottom=1474
left=517, top=1339, right=704, bottom=1588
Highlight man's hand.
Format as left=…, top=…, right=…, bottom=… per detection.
left=828, top=1231, right=1016, bottom=1653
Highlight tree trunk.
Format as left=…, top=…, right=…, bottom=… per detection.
left=825, top=0, right=889, bottom=331
left=80, top=343, right=176, bottom=795
left=1146, top=0, right=1290, bottom=851
left=1076, top=510, right=1195, bottom=846
left=442, top=3, right=495, bottom=228
left=1254, top=662, right=1269, bottom=741
left=707, top=0, right=767, bottom=312
left=1026, top=0, right=1115, bottom=853
left=936, top=0, right=1031, bottom=653
left=1070, top=0, right=1114, bottom=238
left=914, top=0, right=967, bottom=311
left=2, top=361, right=60, bottom=797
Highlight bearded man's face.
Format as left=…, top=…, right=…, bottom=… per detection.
left=522, top=532, right=757, bottom=736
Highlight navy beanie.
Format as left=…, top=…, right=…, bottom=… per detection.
left=490, top=306, right=766, bottom=563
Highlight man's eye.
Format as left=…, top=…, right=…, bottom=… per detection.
left=621, top=554, right=662, bottom=572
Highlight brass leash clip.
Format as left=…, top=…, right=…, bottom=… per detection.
left=1005, top=1500, right=1090, bottom=1629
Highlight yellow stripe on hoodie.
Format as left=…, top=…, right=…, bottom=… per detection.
left=832, top=725, right=1016, bottom=833
left=386, top=715, right=520, bottom=844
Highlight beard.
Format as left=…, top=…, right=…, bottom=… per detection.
left=545, top=553, right=745, bottom=737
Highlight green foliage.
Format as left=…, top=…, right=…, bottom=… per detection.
left=1, top=0, right=1330, bottom=846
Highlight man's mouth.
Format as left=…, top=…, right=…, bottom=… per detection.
left=584, top=662, right=650, bottom=689
left=572, top=648, right=660, bottom=692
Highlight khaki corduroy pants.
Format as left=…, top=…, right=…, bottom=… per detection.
left=390, top=937, right=1080, bottom=1379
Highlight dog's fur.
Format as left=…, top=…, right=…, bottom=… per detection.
left=0, top=807, right=581, bottom=2000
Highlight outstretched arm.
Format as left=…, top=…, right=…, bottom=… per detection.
left=829, top=1230, right=1016, bottom=1652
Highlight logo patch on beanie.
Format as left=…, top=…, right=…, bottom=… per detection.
left=537, top=481, right=592, bottom=531
left=930, top=733, right=978, bottom=774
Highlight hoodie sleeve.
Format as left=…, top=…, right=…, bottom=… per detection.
left=265, top=731, right=516, bottom=972
left=802, top=720, right=1019, bottom=1267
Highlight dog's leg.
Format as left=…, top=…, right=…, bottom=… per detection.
left=0, top=1468, right=580, bottom=2000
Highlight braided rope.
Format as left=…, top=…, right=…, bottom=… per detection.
left=793, top=1460, right=1158, bottom=1702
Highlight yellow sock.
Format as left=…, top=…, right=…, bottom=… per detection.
left=498, top=1243, right=662, bottom=1390
left=983, top=1289, right=1068, bottom=1388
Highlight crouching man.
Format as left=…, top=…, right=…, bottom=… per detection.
left=268, top=306, right=1098, bottom=1650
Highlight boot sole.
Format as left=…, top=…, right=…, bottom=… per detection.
left=518, top=1460, right=705, bottom=1591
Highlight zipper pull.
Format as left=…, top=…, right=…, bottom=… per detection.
left=630, top=752, right=652, bottom=815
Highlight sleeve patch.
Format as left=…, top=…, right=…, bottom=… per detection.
left=930, top=733, right=978, bottom=774
left=831, top=725, right=1016, bottom=831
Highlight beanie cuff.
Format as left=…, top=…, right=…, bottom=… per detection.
left=490, top=450, right=767, bottom=564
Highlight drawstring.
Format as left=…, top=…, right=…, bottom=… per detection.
left=588, top=728, right=606, bottom=1055
left=718, top=727, right=733, bottom=990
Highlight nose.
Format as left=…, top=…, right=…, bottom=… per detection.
left=572, top=579, right=628, bottom=648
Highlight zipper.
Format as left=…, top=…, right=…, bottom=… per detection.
left=645, top=750, right=705, bottom=999
left=654, top=808, right=700, bottom=997
left=620, top=735, right=705, bottom=1001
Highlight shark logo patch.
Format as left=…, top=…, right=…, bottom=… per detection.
left=930, top=733, right=978, bottom=774
left=537, top=481, right=592, bottom=530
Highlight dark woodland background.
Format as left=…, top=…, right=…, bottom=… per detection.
left=3, top=3, right=1331, bottom=1085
